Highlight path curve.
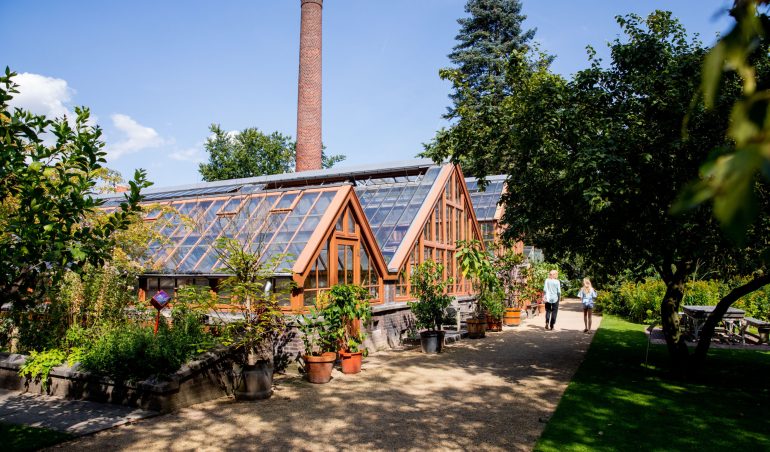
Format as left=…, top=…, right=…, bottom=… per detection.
left=52, top=299, right=599, bottom=451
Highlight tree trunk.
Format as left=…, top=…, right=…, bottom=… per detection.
left=690, top=274, right=770, bottom=370
left=659, top=264, right=691, bottom=373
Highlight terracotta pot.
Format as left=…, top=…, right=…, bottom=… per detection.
left=503, top=308, right=522, bottom=326
left=303, top=352, right=336, bottom=384
left=466, top=318, right=487, bottom=339
left=339, top=350, right=363, bottom=374
left=486, top=315, right=503, bottom=332
left=537, top=303, right=545, bottom=314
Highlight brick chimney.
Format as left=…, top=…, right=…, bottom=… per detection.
left=295, top=0, right=323, bottom=172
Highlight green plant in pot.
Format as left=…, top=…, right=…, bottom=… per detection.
left=322, top=284, right=372, bottom=374
left=456, top=240, right=498, bottom=338
left=408, top=260, right=452, bottom=354
left=482, top=288, right=506, bottom=332
left=495, top=248, right=526, bottom=326
left=211, top=236, right=288, bottom=400
left=296, top=306, right=338, bottom=384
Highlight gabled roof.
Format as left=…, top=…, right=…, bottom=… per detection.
left=466, top=175, right=506, bottom=222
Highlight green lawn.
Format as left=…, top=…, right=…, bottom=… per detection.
left=0, top=422, right=73, bottom=451
left=535, top=316, right=770, bottom=452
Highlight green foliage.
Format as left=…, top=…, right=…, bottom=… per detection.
left=408, top=260, right=453, bottom=331
left=295, top=307, right=338, bottom=356
left=0, top=68, right=150, bottom=350
left=19, top=349, right=66, bottom=391
left=597, top=276, right=770, bottom=324
left=79, top=313, right=212, bottom=382
left=424, top=10, right=770, bottom=355
left=446, top=0, right=535, bottom=114
left=198, top=123, right=345, bottom=182
left=323, top=284, right=372, bottom=352
left=209, top=236, right=288, bottom=363
left=674, top=1, right=770, bottom=240
left=456, top=239, right=500, bottom=317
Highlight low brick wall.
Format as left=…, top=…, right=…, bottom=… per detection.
left=0, top=347, right=238, bottom=414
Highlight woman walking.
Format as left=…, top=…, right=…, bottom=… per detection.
left=542, top=270, right=561, bottom=330
left=578, top=278, right=597, bottom=333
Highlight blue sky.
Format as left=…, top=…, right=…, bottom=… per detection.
left=2, top=0, right=735, bottom=187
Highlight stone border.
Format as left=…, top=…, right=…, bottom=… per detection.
left=0, top=346, right=238, bottom=414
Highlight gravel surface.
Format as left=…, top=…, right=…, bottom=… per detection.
left=52, top=299, right=599, bottom=451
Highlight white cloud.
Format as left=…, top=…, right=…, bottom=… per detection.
left=106, top=113, right=169, bottom=159
left=9, top=72, right=73, bottom=119
left=169, top=146, right=206, bottom=163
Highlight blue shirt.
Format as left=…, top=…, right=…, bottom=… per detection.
left=543, top=278, right=561, bottom=303
left=578, top=288, right=597, bottom=305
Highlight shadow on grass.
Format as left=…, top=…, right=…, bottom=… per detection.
left=535, top=316, right=770, bottom=452
left=0, top=422, right=73, bottom=452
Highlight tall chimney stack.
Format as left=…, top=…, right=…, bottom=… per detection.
left=295, top=0, right=323, bottom=172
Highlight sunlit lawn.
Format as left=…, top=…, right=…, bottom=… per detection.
left=0, top=422, right=73, bottom=452
left=536, top=316, right=770, bottom=451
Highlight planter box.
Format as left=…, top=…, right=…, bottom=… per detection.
left=0, top=347, right=239, bottom=414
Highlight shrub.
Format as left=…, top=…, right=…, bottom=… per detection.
left=80, top=311, right=214, bottom=382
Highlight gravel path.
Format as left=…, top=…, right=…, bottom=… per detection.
left=53, top=299, right=599, bottom=451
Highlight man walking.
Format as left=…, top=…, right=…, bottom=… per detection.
left=543, top=270, right=561, bottom=330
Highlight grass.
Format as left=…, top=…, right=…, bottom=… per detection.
left=535, top=316, right=770, bottom=452
left=0, top=422, right=73, bottom=451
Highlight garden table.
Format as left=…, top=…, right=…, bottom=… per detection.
left=682, top=305, right=745, bottom=342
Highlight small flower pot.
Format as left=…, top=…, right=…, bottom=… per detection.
left=339, top=350, right=363, bottom=374
left=486, top=315, right=503, bottom=332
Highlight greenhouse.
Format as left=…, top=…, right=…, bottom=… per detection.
left=101, top=159, right=489, bottom=312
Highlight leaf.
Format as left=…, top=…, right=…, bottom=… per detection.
left=701, top=41, right=726, bottom=109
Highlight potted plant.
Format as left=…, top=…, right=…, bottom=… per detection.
left=496, top=249, right=526, bottom=326
left=296, top=307, right=338, bottom=384
left=483, top=289, right=506, bottom=332
left=408, top=260, right=453, bottom=353
left=211, top=237, right=288, bottom=401
left=323, top=284, right=372, bottom=374
left=456, top=240, right=499, bottom=338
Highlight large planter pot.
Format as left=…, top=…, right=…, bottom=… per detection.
left=466, top=319, right=487, bottom=339
left=235, top=360, right=273, bottom=401
left=303, top=352, right=336, bottom=384
left=486, top=315, right=503, bottom=332
left=537, top=303, right=545, bottom=314
left=419, top=331, right=446, bottom=354
left=503, top=308, right=522, bottom=326
left=339, top=350, right=363, bottom=374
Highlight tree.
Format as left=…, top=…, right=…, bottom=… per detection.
left=424, top=12, right=770, bottom=372
left=0, top=68, right=150, bottom=347
left=198, top=124, right=345, bottom=182
left=448, top=0, right=535, bottom=98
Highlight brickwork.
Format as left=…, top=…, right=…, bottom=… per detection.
left=296, top=0, right=323, bottom=172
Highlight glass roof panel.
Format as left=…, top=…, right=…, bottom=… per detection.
left=466, top=178, right=505, bottom=221
left=354, top=166, right=442, bottom=264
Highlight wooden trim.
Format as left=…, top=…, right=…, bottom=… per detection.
left=388, top=164, right=454, bottom=272
left=345, top=190, right=394, bottom=282
left=454, top=165, right=486, bottom=251
left=292, top=186, right=350, bottom=275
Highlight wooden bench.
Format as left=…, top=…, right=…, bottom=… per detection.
left=740, top=317, right=770, bottom=344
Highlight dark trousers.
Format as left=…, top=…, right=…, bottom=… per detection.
left=545, top=301, right=559, bottom=327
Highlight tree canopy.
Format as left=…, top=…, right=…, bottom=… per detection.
left=0, top=68, right=150, bottom=314
left=198, top=124, right=345, bottom=182
left=424, top=12, right=770, bottom=369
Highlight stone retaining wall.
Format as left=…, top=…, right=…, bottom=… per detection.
left=0, top=347, right=238, bottom=414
